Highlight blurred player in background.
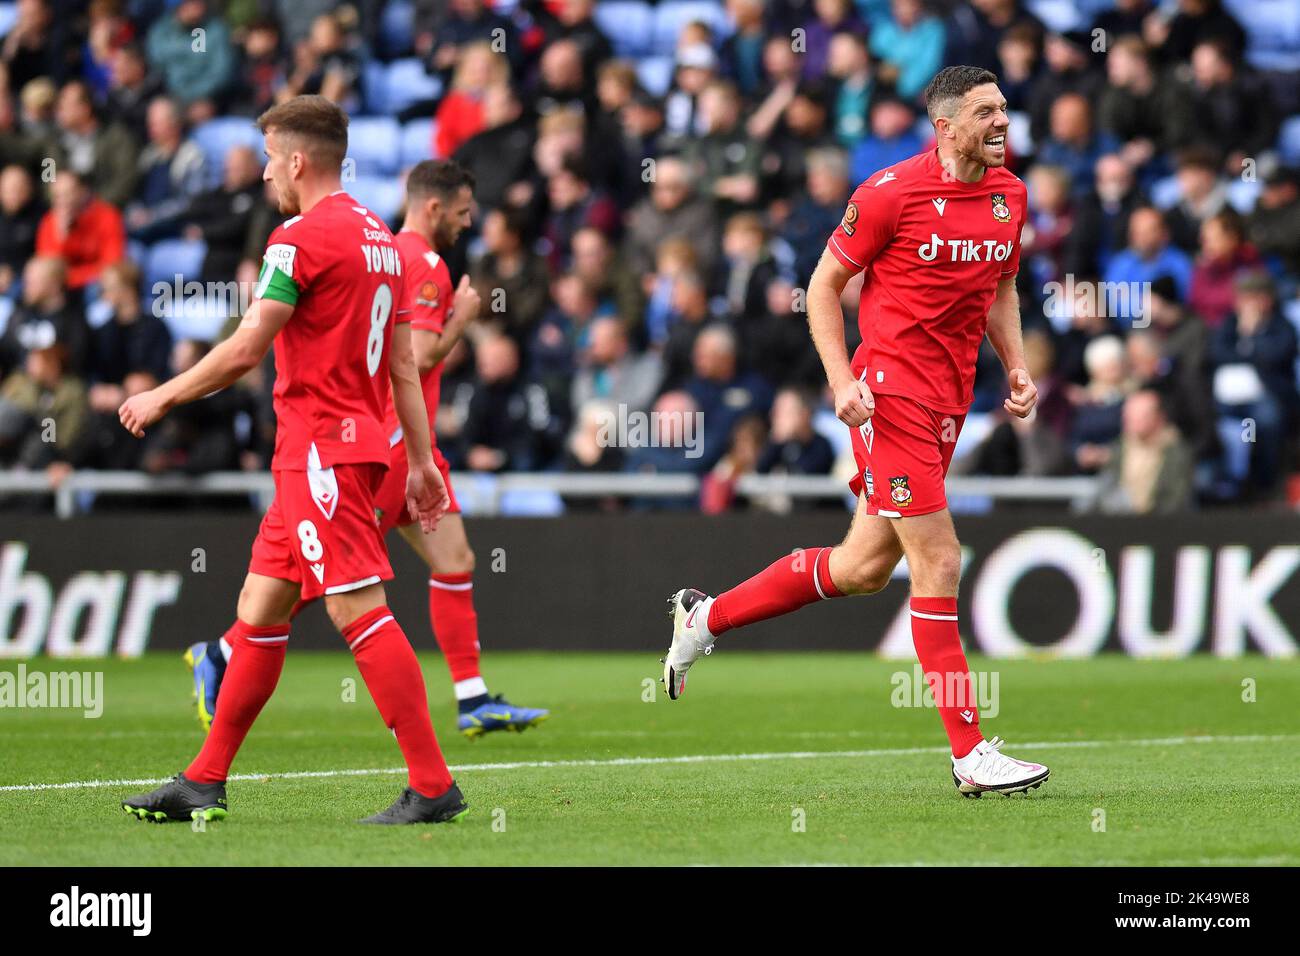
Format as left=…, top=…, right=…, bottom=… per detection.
left=663, top=67, right=1052, bottom=798
left=119, top=96, right=468, bottom=825
left=184, top=160, right=548, bottom=739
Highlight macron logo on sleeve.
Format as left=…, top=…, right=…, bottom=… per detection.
left=873, top=171, right=898, bottom=187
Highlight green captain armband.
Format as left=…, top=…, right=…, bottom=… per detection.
left=254, top=244, right=301, bottom=305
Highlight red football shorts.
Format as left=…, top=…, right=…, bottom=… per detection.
left=249, top=462, right=394, bottom=600
left=374, top=437, right=460, bottom=534
left=847, top=393, right=966, bottom=517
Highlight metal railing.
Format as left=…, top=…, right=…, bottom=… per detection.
left=0, top=470, right=1100, bottom=518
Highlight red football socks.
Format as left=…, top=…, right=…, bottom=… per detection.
left=428, top=573, right=482, bottom=684
left=910, top=596, right=983, bottom=758
left=186, top=620, right=288, bottom=783
left=343, top=606, right=454, bottom=798
left=707, top=546, right=843, bottom=635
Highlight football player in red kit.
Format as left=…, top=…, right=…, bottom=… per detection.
left=185, top=161, right=548, bottom=740
left=119, top=96, right=468, bottom=825
left=662, top=67, right=1052, bottom=798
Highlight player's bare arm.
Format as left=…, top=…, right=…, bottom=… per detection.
left=985, top=275, right=1037, bottom=418
left=807, top=250, right=875, bottom=427
left=390, top=320, right=449, bottom=531
left=411, top=275, right=481, bottom=374
left=118, top=298, right=294, bottom=437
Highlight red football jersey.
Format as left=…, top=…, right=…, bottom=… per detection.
left=254, top=191, right=407, bottom=470
left=826, top=148, right=1027, bottom=415
left=383, top=229, right=453, bottom=441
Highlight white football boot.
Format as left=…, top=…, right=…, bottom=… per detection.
left=951, top=736, right=1050, bottom=797
left=661, top=589, right=717, bottom=700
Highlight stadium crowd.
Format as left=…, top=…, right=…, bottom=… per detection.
left=0, top=0, right=1298, bottom=514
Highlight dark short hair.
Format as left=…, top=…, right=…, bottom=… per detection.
left=406, top=159, right=476, bottom=201
left=256, top=95, right=348, bottom=170
left=924, top=65, right=998, bottom=123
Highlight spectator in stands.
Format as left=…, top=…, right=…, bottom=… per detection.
left=272, top=0, right=339, bottom=49
left=454, top=83, right=534, bottom=211
left=84, top=0, right=133, bottom=100
left=659, top=269, right=717, bottom=391
left=0, top=0, right=72, bottom=91
left=1145, top=275, right=1214, bottom=456
left=35, top=168, right=126, bottom=290
left=469, top=205, right=550, bottom=348
left=543, top=155, right=621, bottom=272
left=995, top=21, right=1041, bottom=113
left=617, top=89, right=666, bottom=199
left=781, top=147, right=849, bottom=283
left=1126, top=327, right=1213, bottom=459
left=0, top=163, right=44, bottom=295
left=571, top=316, right=662, bottom=418
left=1209, top=271, right=1299, bottom=496
left=570, top=226, right=645, bottom=341
left=700, top=413, right=770, bottom=513
left=1066, top=153, right=1143, bottom=276
left=682, top=324, right=774, bottom=470
left=1103, top=206, right=1193, bottom=321
left=722, top=0, right=769, bottom=98
left=713, top=212, right=781, bottom=322
left=1148, top=0, right=1245, bottom=66
left=1186, top=38, right=1276, bottom=175
left=1091, top=0, right=1156, bottom=43
left=758, top=386, right=835, bottom=477
left=870, top=0, right=946, bottom=103
left=1036, top=92, right=1119, bottom=197
left=1024, top=164, right=1074, bottom=286
left=745, top=278, right=827, bottom=392
left=664, top=41, right=721, bottom=145
left=0, top=256, right=87, bottom=378
left=1090, top=388, right=1194, bottom=512
left=277, top=12, right=361, bottom=111
left=1164, top=146, right=1227, bottom=252
left=537, top=0, right=612, bottom=80
left=0, top=340, right=86, bottom=469
left=744, top=36, right=801, bottom=153
left=17, top=75, right=57, bottom=141
left=229, top=18, right=284, bottom=118
left=61, top=368, right=155, bottom=474
left=758, top=81, right=836, bottom=205
left=625, top=156, right=719, bottom=278
left=88, top=259, right=171, bottom=387
left=624, top=391, right=711, bottom=512
left=105, top=43, right=162, bottom=142
left=826, top=31, right=874, bottom=149
left=685, top=80, right=762, bottom=215
left=530, top=271, right=596, bottom=401
left=944, top=0, right=1043, bottom=76
left=145, top=0, right=235, bottom=123
left=562, top=399, right=625, bottom=508
left=140, top=338, right=248, bottom=475
left=422, top=0, right=517, bottom=79
left=801, top=0, right=868, bottom=82
left=1247, top=166, right=1300, bottom=278
left=182, top=144, right=263, bottom=282
left=1097, top=34, right=1193, bottom=179
left=1189, top=208, right=1262, bottom=328
left=462, top=332, right=558, bottom=473
left=1070, top=334, right=1131, bottom=473
left=850, top=93, right=924, bottom=186
left=435, top=42, right=508, bottom=160
left=125, top=95, right=207, bottom=241
left=1026, top=29, right=1100, bottom=145
left=48, top=79, right=139, bottom=206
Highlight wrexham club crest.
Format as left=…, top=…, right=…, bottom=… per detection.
left=890, top=475, right=912, bottom=507
left=991, top=193, right=1012, bottom=223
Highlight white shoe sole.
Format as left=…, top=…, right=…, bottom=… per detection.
left=952, top=767, right=1051, bottom=798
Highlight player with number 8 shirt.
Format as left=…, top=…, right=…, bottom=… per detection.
left=116, top=95, right=467, bottom=826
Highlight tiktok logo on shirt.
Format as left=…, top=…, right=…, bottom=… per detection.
left=917, top=234, right=1014, bottom=263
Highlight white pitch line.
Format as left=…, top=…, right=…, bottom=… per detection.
left=2, top=733, right=1296, bottom=794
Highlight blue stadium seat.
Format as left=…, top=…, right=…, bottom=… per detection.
left=378, top=0, right=415, bottom=59
left=1279, top=115, right=1300, bottom=166
left=400, top=118, right=435, bottom=167
left=499, top=488, right=565, bottom=516
left=347, top=116, right=402, bottom=176
left=349, top=175, right=404, bottom=223
left=1148, top=174, right=1181, bottom=210
left=362, top=60, right=389, bottom=113
left=0, top=3, right=17, bottom=39
left=143, top=238, right=207, bottom=292
left=1225, top=0, right=1300, bottom=71
left=636, top=56, right=675, bottom=97
left=191, top=118, right=262, bottom=187
left=1226, top=177, right=1261, bottom=213
left=161, top=293, right=231, bottom=343
left=385, top=58, right=443, bottom=114
left=1026, top=0, right=1083, bottom=33
left=652, top=1, right=733, bottom=56
left=593, top=1, right=655, bottom=58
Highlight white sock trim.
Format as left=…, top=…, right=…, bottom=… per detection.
left=348, top=614, right=393, bottom=651
left=244, top=634, right=289, bottom=644
left=811, top=548, right=828, bottom=601
left=429, top=578, right=473, bottom=591
left=911, top=610, right=959, bottom=621
left=454, top=676, right=488, bottom=700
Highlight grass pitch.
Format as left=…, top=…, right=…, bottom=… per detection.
left=1, top=652, right=1297, bottom=866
